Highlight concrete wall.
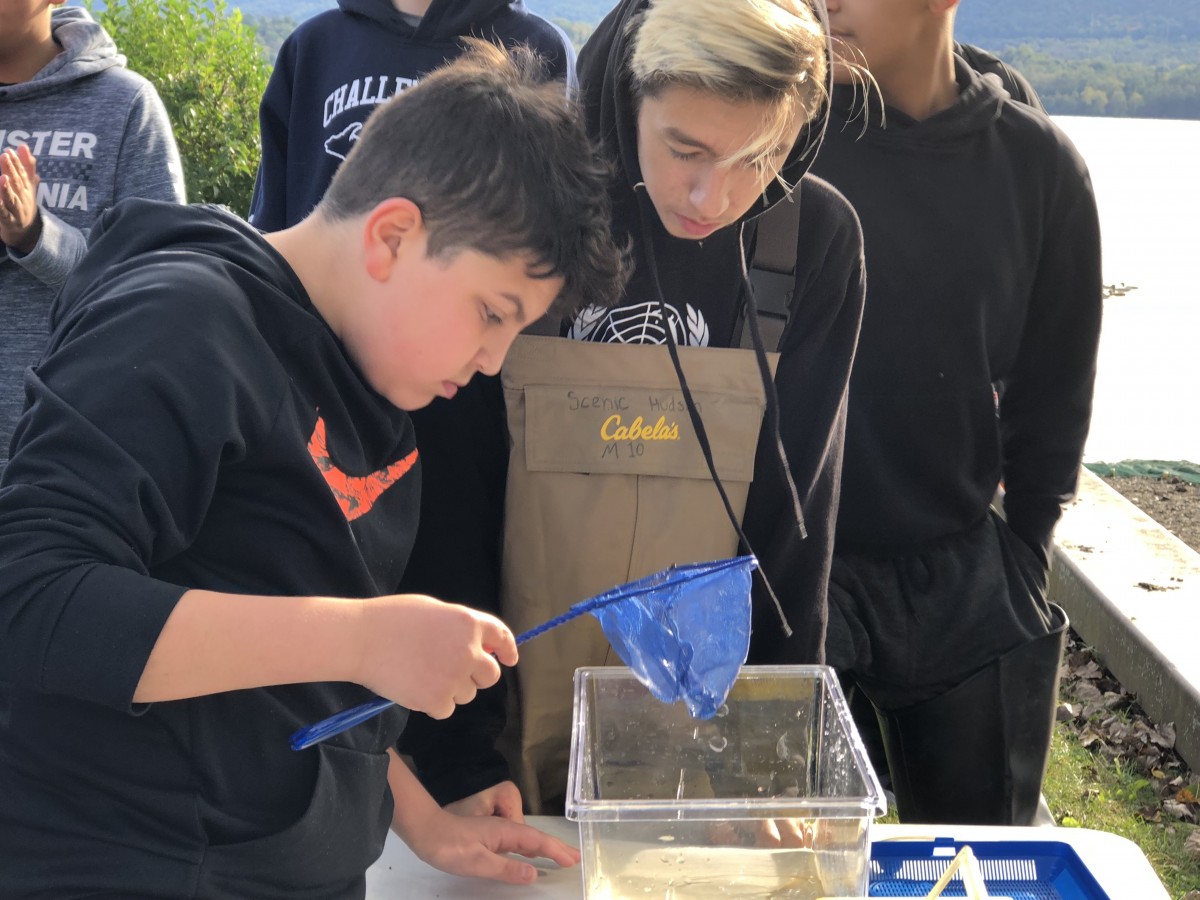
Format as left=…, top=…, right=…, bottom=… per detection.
left=1050, top=468, right=1200, bottom=771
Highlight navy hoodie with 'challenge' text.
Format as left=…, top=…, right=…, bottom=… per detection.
left=248, top=0, right=574, bottom=230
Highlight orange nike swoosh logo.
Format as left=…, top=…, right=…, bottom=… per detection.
left=308, top=414, right=418, bottom=521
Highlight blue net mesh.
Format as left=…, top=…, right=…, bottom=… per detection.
left=585, top=557, right=755, bottom=718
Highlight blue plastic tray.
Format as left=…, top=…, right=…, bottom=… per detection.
left=868, top=838, right=1112, bottom=899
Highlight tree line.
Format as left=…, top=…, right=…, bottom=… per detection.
left=1003, top=43, right=1200, bottom=119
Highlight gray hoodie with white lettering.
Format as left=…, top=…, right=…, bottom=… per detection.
left=0, top=6, right=185, bottom=470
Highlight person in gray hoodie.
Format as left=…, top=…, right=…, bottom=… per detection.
left=0, top=1, right=185, bottom=473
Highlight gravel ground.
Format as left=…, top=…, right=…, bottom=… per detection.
left=1101, top=475, right=1200, bottom=553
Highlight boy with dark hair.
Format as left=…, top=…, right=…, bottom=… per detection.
left=0, top=42, right=624, bottom=897
left=0, top=1, right=184, bottom=473
left=249, top=0, right=575, bottom=231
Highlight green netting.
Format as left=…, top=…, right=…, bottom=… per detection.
left=1085, top=459, right=1200, bottom=484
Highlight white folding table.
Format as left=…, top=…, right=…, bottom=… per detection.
left=365, top=816, right=1170, bottom=898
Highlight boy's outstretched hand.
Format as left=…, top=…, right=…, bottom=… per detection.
left=389, top=753, right=580, bottom=885
left=408, top=803, right=581, bottom=884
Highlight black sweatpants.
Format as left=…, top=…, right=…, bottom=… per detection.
left=826, top=509, right=1054, bottom=711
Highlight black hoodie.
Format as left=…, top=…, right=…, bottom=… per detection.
left=0, top=200, right=417, bottom=897
left=248, top=0, right=574, bottom=230
left=810, top=57, right=1102, bottom=562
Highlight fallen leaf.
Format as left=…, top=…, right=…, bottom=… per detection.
left=1105, top=722, right=1135, bottom=748
left=1163, top=799, right=1194, bottom=821
left=1102, top=691, right=1127, bottom=710
left=1081, top=702, right=1106, bottom=720
left=1056, top=702, right=1079, bottom=722
left=1184, top=830, right=1200, bottom=860
left=1073, top=682, right=1103, bottom=703
left=1074, top=660, right=1104, bottom=680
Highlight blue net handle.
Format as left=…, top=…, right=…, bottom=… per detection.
left=290, top=556, right=757, bottom=751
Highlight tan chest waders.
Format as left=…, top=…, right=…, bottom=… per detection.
left=498, top=334, right=777, bottom=812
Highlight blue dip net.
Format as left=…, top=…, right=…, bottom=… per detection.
left=290, top=555, right=757, bottom=750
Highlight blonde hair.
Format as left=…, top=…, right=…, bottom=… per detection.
left=629, top=0, right=827, bottom=174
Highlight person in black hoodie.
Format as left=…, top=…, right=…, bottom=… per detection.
left=248, top=0, right=574, bottom=230
left=399, top=0, right=867, bottom=816
left=0, top=44, right=625, bottom=897
left=811, top=0, right=1102, bottom=824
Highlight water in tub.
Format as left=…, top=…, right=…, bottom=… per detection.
left=582, top=705, right=868, bottom=898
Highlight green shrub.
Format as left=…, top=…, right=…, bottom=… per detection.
left=91, top=0, right=271, bottom=213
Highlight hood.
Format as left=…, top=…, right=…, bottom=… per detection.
left=336, top=0, right=513, bottom=40
left=2, top=7, right=124, bottom=101
left=828, top=54, right=1007, bottom=151
left=576, top=0, right=833, bottom=227
left=52, top=201, right=298, bottom=330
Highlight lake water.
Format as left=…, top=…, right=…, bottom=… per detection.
left=1050, top=116, right=1200, bottom=464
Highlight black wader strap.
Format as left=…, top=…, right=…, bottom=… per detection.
left=632, top=195, right=794, bottom=638
left=737, top=195, right=802, bottom=352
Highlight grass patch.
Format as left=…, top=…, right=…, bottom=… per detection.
left=1043, top=724, right=1200, bottom=898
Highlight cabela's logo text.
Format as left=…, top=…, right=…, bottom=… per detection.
left=600, top=415, right=679, bottom=442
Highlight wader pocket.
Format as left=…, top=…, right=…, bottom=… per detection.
left=521, top=382, right=764, bottom=480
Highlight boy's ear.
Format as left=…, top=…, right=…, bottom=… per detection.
left=928, top=0, right=960, bottom=14
left=362, top=197, right=425, bottom=282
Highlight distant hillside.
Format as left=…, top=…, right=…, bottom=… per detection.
left=230, top=0, right=1199, bottom=119
left=235, top=0, right=1200, bottom=44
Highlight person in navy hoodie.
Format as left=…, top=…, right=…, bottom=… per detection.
left=248, top=0, right=574, bottom=230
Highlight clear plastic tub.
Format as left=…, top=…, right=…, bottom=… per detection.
left=566, top=665, right=886, bottom=899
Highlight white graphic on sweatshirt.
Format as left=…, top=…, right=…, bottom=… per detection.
left=324, top=122, right=363, bottom=161
left=322, top=75, right=419, bottom=128
left=1, top=129, right=98, bottom=212
left=568, top=301, right=710, bottom=347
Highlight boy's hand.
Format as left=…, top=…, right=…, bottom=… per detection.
left=357, top=595, right=518, bottom=719
left=406, top=805, right=580, bottom=885
left=388, top=755, right=577, bottom=886
left=0, top=145, right=43, bottom=253
left=445, top=780, right=525, bottom=823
